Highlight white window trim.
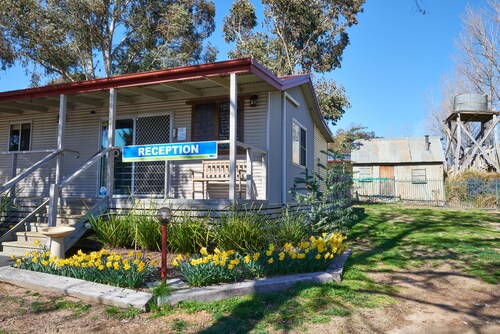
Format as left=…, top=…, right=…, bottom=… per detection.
left=411, top=168, right=427, bottom=184
left=8, top=121, right=32, bottom=152
left=291, top=118, right=307, bottom=169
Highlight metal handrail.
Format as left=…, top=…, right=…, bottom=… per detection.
left=0, top=149, right=80, bottom=195
left=58, top=147, right=114, bottom=190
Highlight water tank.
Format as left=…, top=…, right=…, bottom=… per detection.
left=453, top=94, right=488, bottom=112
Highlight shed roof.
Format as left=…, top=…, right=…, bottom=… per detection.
left=351, top=136, right=445, bottom=164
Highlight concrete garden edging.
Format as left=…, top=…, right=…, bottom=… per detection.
left=158, top=249, right=352, bottom=306
left=0, top=266, right=153, bottom=310
left=0, top=249, right=351, bottom=310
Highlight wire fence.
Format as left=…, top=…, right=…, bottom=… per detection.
left=352, top=178, right=500, bottom=209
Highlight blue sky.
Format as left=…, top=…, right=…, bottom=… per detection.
left=0, top=0, right=482, bottom=139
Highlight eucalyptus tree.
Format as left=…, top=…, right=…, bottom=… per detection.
left=0, top=0, right=216, bottom=84
left=223, top=0, right=365, bottom=124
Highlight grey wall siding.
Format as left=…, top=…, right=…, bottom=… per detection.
left=284, top=86, right=315, bottom=202
left=314, top=125, right=328, bottom=191
left=0, top=111, right=59, bottom=197
left=266, top=91, right=284, bottom=204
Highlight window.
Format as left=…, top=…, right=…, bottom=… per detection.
left=358, top=167, right=372, bottom=182
left=192, top=101, right=243, bottom=143
left=412, top=168, right=427, bottom=184
left=292, top=120, right=306, bottom=167
left=9, top=122, right=31, bottom=151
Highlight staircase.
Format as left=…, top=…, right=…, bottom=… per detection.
left=0, top=197, right=104, bottom=257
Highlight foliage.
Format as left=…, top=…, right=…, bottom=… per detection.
left=269, top=207, right=309, bottom=247
left=174, top=233, right=347, bottom=287
left=87, top=212, right=134, bottom=249
left=330, top=125, right=378, bottom=156
left=167, top=213, right=212, bottom=254
left=0, top=0, right=216, bottom=84
left=213, top=206, right=269, bottom=254
left=12, top=246, right=157, bottom=288
left=291, top=155, right=356, bottom=234
left=88, top=202, right=161, bottom=251
left=223, top=0, right=364, bottom=124
left=445, top=170, right=500, bottom=208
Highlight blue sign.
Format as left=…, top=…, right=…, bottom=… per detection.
left=122, top=141, right=218, bottom=162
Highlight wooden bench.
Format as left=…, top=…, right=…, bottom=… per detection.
left=191, top=160, right=247, bottom=199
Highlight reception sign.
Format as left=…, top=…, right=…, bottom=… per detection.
left=122, top=141, right=218, bottom=162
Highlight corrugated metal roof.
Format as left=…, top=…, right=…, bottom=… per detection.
left=351, top=136, right=445, bottom=164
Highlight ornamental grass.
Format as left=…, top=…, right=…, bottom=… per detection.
left=174, top=233, right=348, bottom=287
left=11, top=243, right=157, bottom=288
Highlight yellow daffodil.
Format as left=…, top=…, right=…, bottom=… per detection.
left=244, top=255, right=251, bottom=263
left=278, top=252, right=285, bottom=261
left=297, top=253, right=305, bottom=259
left=253, top=253, right=260, bottom=261
left=172, top=259, right=179, bottom=267
left=33, top=240, right=40, bottom=246
left=200, top=247, right=208, bottom=255
left=268, top=258, right=274, bottom=264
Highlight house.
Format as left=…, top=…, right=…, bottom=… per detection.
left=0, top=58, right=332, bottom=254
left=351, top=136, right=445, bottom=203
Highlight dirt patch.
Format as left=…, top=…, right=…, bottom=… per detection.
left=1, top=262, right=498, bottom=334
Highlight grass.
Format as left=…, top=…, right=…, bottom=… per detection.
left=105, top=306, right=141, bottom=320
left=166, top=204, right=499, bottom=333
left=348, top=204, right=500, bottom=284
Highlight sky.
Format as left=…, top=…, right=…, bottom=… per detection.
left=0, top=0, right=484, bottom=139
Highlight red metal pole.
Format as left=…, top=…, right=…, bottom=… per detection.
left=161, top=224, right=168, bottom=281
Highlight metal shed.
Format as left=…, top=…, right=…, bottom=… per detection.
left=351, top=136, right=445, bottom=203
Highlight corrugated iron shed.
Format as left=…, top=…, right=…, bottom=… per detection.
left=351, top=137, right=445, bottom=164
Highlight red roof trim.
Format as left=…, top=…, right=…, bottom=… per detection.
left=0, top=58, right=255, bottom=102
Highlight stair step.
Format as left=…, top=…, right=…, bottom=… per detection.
left=1, top=241, right=43, bottom=256
left=15, top=231, right=47, bottom=244
left=26, top=223, right=49, bottom=232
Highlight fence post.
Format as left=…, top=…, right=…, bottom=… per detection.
left=496, top=180, right=498, bottom=211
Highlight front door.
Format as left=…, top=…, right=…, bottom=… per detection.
left=379, top=165, right=395, bottom=197
left=99, top=115, right=171, bottom=197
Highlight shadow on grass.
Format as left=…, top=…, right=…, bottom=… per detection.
left=182, top=204, right=500, bottom=333
left=180, top=280, right=357, bottom=334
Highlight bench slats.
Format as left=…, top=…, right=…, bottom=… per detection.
left=192, top=160, right=247, bottom=199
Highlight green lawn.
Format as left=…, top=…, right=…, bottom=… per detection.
left=161, top=204, right=500, bottom=333
left=348, top=204, right=500, bottom=284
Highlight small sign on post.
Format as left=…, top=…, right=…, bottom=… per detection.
left=122, top=141, right=218, bottom=162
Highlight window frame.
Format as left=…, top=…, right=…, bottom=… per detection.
left=292, top=118, right=307, bottom=168
left=411, top=168, right=427, bottom=184
left=8, top=121, right=32, bottom=152
left=358, top=167, right=372, bottom=182
left=190, top=98, right=244, bottom=147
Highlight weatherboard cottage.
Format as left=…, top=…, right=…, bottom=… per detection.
left=0, top=58, right=332, bottom=254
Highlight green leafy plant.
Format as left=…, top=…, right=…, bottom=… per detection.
left=214, top=205, right=270, bottom=254
left=87, top=213, right=134, bottom=248
left=133, top=214, right=161, bottom=251
left=291, top=151, right=356, bottom=234
left=270, top=207, right=309, bottom=246
left=167, top=212, right=212, bottom=254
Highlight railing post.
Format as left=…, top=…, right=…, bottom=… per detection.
left=106, top=88, right=117, bottom=203
left=246, top=148, right=253, bottom=199
left=55, top=94, right=67, bottom=184
left=229, top=73, right=237, bottom=201
left=48, top=183, right=58, bottom=227
left=496, top=180, right=498, bottom=211
left=9, top=153, right=17, bottom=197
left=262, top=154, right=267, bottom=201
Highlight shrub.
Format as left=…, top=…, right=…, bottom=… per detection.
left=134, top=215, right=161, bottom=251
left=269, top=207, right=309, bottom=246
left=12, top=246, right=157, bottom=288
left=174, top=233, right=348, bottom=287
left=87, top=213, right=134, bottom=248
left=214, top=206, right=269, bottom=254
left=291, top=162, right=356, bottom=234
left=167, top=213, right=212, bottom=254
